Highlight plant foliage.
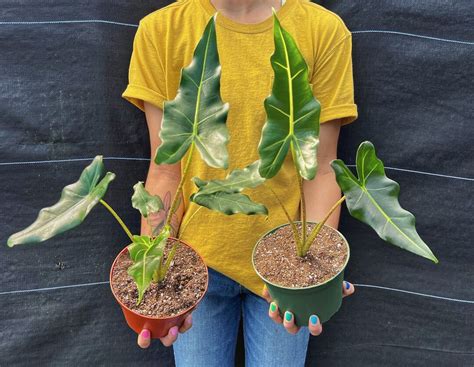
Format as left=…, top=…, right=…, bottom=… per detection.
left=331, top=142, right=438, bottom=263
left=190, top=161, right=268, bottom=215
left=155, top=16, right=229, bottom=169
left=258, top=13, right=320, bottom=180
left=7, top=156, right=115, bottom=247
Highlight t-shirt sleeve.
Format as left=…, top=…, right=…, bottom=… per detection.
left=311, top=32, right=358, bottom=125
left=122, top=20, right=167, bottom=112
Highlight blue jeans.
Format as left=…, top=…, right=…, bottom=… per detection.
left=173, top=268, right=309, bottom=367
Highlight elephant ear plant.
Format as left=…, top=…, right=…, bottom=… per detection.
left=6, top=16, right=265, bottom=338
left=191, top=13, right=438, bottom=325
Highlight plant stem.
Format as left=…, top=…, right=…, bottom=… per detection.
left=165, top=143, right=195, bottom=229
left=157, top=204, right=203, bottom=283
left=302, top=195, right=346, bottom=255
left=99, top=199, right=134, bottom=242
left=291, top=146, right=307, bottom=254
left=262, top=183, right=302, bottom=255
left=159, top=242, right=179, bottom=282
left=178, top=204, right=203, bottom=240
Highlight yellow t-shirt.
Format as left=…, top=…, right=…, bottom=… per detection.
left=122, top=0, right=358, bottom=296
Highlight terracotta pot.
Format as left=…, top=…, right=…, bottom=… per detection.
left=252, top=221, right=350, bottom=326
left=110, top=237, right=208, bottom=339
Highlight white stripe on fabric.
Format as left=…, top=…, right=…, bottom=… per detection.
left=1, top=158, right=472, bottom=182
left=352, top=30, right=474, bottom=45
left=346, top=165, right=474, bottom=182
left=0, top=19, right=138, bottom=27
left=0, top=20, right=473, bottom=45
left=354, top=284, right=474, bottom=304
left=0, top=281, right=473, bottom=304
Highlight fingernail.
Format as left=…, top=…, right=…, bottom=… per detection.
left=141, top=330, right=150, bottom=339
left=170, top=326, right=179, bottom=337
left=345, top=281, right=350, bottom=290
left=270, top=302, right=277, bottom=313
left=284, top=311, right=292, bottom=322
left=310, top=315, right=318, bottom=325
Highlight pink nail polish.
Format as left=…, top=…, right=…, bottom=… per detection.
left=141, top=330, right=150, bottom=339
left=170, top=327, right=179, bottom=337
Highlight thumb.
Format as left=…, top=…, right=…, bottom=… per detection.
left=137, top=329, right=151, bottom=349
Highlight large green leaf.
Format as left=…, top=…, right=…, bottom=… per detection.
left=7, top=156, right=115, bottom=247
left=190, top=161, right=268, bottom=215
left=258, top=13, right=320, bottom=180
left=331, top=141, right=438, bottom=263
left=155, top=16, right=229, bottom=169
left=127, top=226, right=171, bottom=304
left=192, top=191, right=268, bottom=216
left=131, top=181, right=163, bottom=218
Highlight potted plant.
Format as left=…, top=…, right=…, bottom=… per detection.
left=190, top=13, right=439, bottom=326
left=6, top=16, right=267, bottom=338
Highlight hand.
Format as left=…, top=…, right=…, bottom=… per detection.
left=136, top=313, right=193, bottom=348
left=263, top=281, right=355, bottom=336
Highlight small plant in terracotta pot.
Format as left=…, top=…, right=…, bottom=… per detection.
left=6, top=16, right=267, bottom=338
left=192, top=13, right=439, bottom=326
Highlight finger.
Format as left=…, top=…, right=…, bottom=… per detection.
left=137, top=329, right=151, bottom=349
left=308, top=315, right=323, bottom=336
left=283, top=311, right=300, bottom=335
left=160, top=326, right=179, bottom=347
left=268, top=301, right=283, bottom=324
left=179, top=314, right=193, bottom=333
left=262, top=285, right=272, bottom=303
left=343, top=281, right=355, bottom=298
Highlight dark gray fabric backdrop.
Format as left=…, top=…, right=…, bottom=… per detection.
left=0, top=1, right=472, bottom=366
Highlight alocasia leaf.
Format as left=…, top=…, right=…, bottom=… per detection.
left=258, top=12, right=320, bottom=180
left=191, top=191, right=268, bottom=216
left=155, top=15, right=229, bottom=169
left=127, top=226, right=171, bottom=304
left=131, top=181, right=163, bottom=218
left=190, top=161, right=268, bottom=215
left=7, top=156, right=115, bottom=247
left=331, top=141, right=438, bottom=263
left=191, top=161, right=266, bottom=196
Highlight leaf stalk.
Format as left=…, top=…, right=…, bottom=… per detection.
left=302, top=195, right=346, bottom=255
left=99, top=199, right=133, bottom=241
left=165, top=143, right=195, bottom=229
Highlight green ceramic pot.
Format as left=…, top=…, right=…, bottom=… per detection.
left=252, top=221, right=350, bottom=326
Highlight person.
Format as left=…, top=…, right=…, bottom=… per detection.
left=122, top=0, right=357, bottom=365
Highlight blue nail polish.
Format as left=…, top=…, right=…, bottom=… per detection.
left=345, top=281, right=350, bottom=290
left=284, top=311, right=292, bottom=322
left=310, top=315, right=318, bottom=325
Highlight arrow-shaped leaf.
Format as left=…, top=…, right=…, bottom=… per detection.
left=127, top=226, right=171, bottom=304
left=155, top=16, right=229, bottom=169
left=131, top=181, right=163, bottom=218
left=7, top=156, right=115, bottom=247
left=191, top=161, right=266, bottom=197
left=190, top=161, right=268, bottom=215
left=191, top=191, right=268, bottom=216
left=331, top=141, right=438, bottom=263
left=258, top=13, right=320, bottom=180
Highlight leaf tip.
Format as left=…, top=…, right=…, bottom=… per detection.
left=6, top=236, right=15, bottom=248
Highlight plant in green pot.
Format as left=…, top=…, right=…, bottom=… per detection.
left=6, top=16, right=267, bottom=338
left=190, top=13, right=439, bottom=326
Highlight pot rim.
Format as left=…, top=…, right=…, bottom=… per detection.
left=252, top=221, right=350, bottom=291
left=109, top=236, right=209, bottom=321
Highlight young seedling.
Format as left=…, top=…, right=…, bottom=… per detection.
left=191, top=12, right=438, bottom=263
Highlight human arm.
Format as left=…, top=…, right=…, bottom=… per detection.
left=303, top=119, right=343, bottom=228
left=137, top=101, right=192, bottom=348
left=140, top=102, right=184, bottom=238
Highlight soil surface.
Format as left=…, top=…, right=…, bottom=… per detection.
left=254, top=223, right=349, bottom=288
left=111, top=239, right=208, bottom=318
